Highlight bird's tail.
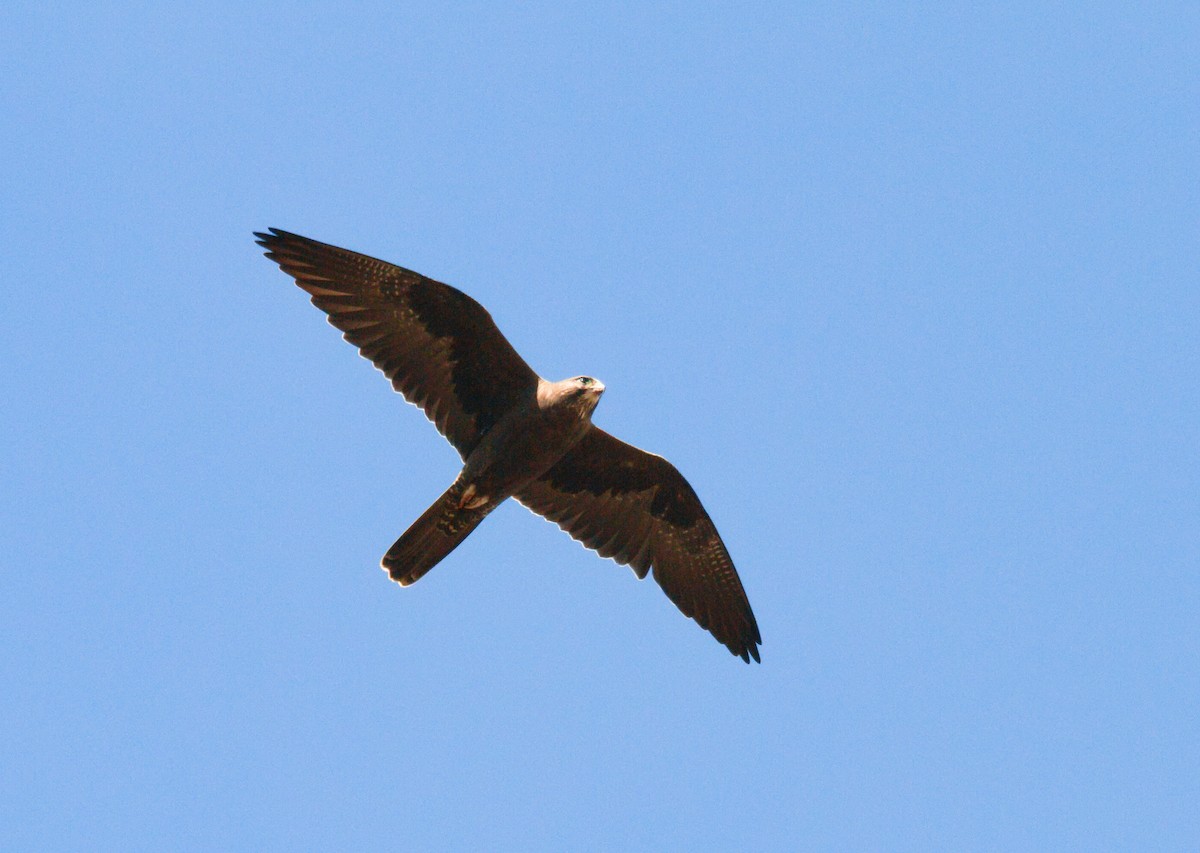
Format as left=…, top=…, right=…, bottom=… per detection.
left=383, top=480, right=495, bottom=586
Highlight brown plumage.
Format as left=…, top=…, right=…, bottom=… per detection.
left=255, top=228, right=761, bottom=662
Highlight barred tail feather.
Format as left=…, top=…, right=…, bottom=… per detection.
left=383, top=481, right=492, bottom=586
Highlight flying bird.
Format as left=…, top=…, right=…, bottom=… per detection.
left=255, top=228, right=761, bottom=662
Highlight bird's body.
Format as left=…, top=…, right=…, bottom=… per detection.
left=387, top=376, right=603, bottom=586
left=460, top=377, right=602, bottom=507
left=256, top=228, right=762, bottom=662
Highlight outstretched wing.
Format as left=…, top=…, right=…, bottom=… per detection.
left=256, top=228, right=540, bottom=458
left=515, top=427, right=762, bottom=663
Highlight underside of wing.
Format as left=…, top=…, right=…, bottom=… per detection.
left=516, top=427, right=761, bottom=663
left=256, top=228, right=539, bottom=458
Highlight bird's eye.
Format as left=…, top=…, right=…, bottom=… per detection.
left=579, top=377, right=592, bottom=386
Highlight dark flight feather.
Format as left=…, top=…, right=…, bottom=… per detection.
left=516, top=427, right=761, bottom=663
left=254, top=228, right=538, bottom=458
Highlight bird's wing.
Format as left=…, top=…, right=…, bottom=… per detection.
left=256, top=228, right=540, bottom=458
left=515, top=426, right=761, bottom=662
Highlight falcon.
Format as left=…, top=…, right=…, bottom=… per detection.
left=255, top=228, right=762, bottom=662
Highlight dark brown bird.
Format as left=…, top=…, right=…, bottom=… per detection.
left=255, top=228, right=761, bottom=662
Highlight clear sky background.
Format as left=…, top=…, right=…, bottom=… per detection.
left=2, top=4, right=1197, bottom=851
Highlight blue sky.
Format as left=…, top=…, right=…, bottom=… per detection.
left=2, top=3, right=1197, bottom=850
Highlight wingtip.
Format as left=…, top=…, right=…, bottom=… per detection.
left=253, top=228, right=276, bottom=250
left=253, top=227, right=293, bottom=248
left=735, top=642, right=762, bottom=664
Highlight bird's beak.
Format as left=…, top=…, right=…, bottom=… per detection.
left=592, top=381, right=606, bottom=396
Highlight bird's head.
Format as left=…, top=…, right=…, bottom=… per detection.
left=571, top=375, right=605, bottom=398
left=541, top=375, right=605, bottom=417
